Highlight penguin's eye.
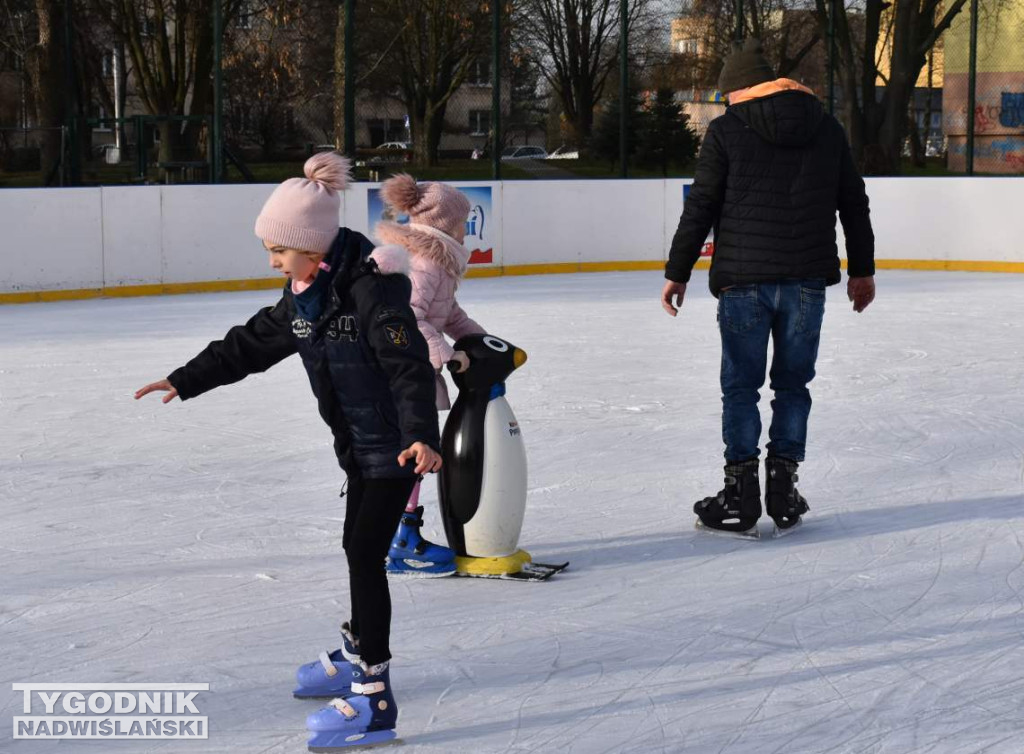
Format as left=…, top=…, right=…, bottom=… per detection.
left=483, top=336, right=509, bottom=353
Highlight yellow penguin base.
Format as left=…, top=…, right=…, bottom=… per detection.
left=455, top=549, right=532, bottom=577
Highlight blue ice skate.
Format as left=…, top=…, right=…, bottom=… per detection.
left=386, top=506, right=456, bottom=577
left=294, top=622, right=363, bottom=699
left=306, top=662, right=398, bottom=751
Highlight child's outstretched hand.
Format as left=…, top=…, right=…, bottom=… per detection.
left=134, top=379, right=179, bottom=404
left=398, top=443, right=442, bottom=474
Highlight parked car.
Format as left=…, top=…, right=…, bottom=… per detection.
left=547, top=145, right=579, bottom=160
left=500, top=145, right=548, bottom=161
left=367, top=141, right=413, bottom=165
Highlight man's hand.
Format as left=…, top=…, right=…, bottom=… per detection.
left=134, top=379, right=179, bottom=404
left=847, top=276, right=875, bottom=313
left=398, top=442, right=442, bottom=474
left=661, top=281, right=687, bottom=317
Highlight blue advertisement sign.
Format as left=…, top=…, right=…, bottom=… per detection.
left=367, top=185, right=495, bottom=265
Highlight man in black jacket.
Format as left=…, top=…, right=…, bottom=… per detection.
left=661, top=38, right=876, bottom=538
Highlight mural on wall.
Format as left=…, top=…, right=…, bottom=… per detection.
left=367, top=185, right=497, bottom=266
left=683, top=183, right=715, bottom=257
left=944, top=5, right=1024, bottom=173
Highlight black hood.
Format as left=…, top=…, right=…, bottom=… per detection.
left=728, top=89, right=824, bottom=147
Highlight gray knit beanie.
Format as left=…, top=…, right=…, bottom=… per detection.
left=718, top=37, right=775, bottom=95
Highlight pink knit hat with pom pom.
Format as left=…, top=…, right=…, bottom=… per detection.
left=255, top=152, right=351, bottom=255
left=380, top=174, right=470, bottom=240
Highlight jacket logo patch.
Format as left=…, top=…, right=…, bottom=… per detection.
left=292, top=318, right=313, bottom=339
left=326, top=315, right=358, bottom=342
left=384, top=324, right=409, bottom=348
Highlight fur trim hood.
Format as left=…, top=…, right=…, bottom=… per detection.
left=368, top=244, right=411, bottom=276
left=374, top=221, right=470, bottom=281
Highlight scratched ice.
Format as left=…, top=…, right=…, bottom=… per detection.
left=3, top=269, right=1024, bottom=753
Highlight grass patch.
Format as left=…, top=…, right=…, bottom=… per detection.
left=899, top=157, right=955, bottom=177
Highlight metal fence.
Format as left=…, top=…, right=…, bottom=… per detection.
left=1, top=0, right=1022, bottom=188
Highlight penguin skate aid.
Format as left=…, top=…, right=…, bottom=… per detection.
left=133, top=152, right=442, bottom=750
left=437, top=333, right=569, bottom=581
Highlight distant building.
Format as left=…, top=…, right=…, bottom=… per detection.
left=943, top=1, right=1024, bottom=172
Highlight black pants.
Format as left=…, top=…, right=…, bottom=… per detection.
left=342, top=473, right=417, bottom=666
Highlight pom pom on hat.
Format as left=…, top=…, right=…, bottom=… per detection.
left=380, top=173, right=422, bottom=214
left=254, top=151, right=351, bottom=255
left=379, top=174, right=470, bottom=240
left=304, top=151, right=351, bottom=192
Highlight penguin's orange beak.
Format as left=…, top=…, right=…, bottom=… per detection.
left=513, top=348, right=528, bottom=369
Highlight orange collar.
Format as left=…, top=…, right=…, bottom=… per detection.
left=728, top=78, right=816, bottom=105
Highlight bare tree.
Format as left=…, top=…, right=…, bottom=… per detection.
left=814, top=0, right=972, bottom=174
left=514, top=0, right=656, bottom=149
left=222, top=1, right=337, bottom=158
left=667, top=0, right=822, bottom=92
left=24, top=0, right=64, bottom=181
left=357, top=0, right=490, bottom=166
left=1, top=0, right=34, bottom=128
left=89, top=0, right=241, bottom=165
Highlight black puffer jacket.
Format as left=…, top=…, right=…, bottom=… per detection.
left=667, top=85, right=874, bottom=296
left=168, top=228, right=439, bottom=478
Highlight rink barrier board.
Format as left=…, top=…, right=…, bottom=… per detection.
left=3, top=258, right=1023, bottom=304
left=5, top=178, right=1024, bottom=303
left=0, top=278, right=284, bottom=304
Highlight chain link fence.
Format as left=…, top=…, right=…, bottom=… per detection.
left=2, top=0, right=1023, bottom=188
left=943, top=1, right=1024, bottom=174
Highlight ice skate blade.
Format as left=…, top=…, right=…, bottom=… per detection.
left=385, top=567, right=456, bottom=579
left=308, top=729, right=400, bottom=750
left=694, top=519, right=760, bottom=540
left=771, top=518, right=804, bottom=539
left=385, top=557, right=457, bottom=578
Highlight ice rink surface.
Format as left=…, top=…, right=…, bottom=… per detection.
left=3, top=269, right=1024, bottom=754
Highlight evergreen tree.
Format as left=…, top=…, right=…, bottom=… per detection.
left=637, top=89, right=699, bottom=176
left=592, top=88, right=646, bottom=169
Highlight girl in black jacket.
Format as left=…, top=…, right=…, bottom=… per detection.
left=135, top=153, right=439, bottom=748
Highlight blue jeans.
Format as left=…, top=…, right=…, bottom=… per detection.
left=718, top=279, right=825, bottom=463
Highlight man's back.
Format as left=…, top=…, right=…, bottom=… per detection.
left=667, top=82, right=874, bottom=295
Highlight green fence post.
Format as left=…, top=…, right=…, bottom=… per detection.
left=212, top=0, right=223, bottom=183
left=827, top=0, right=836, bottom=116
left=492, top=0, right=502, bottom=180
left=135, top=114, right=146, bottom=181
left=344, top=0, right=355, bottom=158
left=619, top=0, right=628, bottom=178
left=63, top=0, right=79, bottom=185
left=965, top=0, right=978, bottom=175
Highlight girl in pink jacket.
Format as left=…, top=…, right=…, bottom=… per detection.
left=374, top=174, right=486, bottom=575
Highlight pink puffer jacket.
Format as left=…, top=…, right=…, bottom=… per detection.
left=373, top=222, right=485, bottom=407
